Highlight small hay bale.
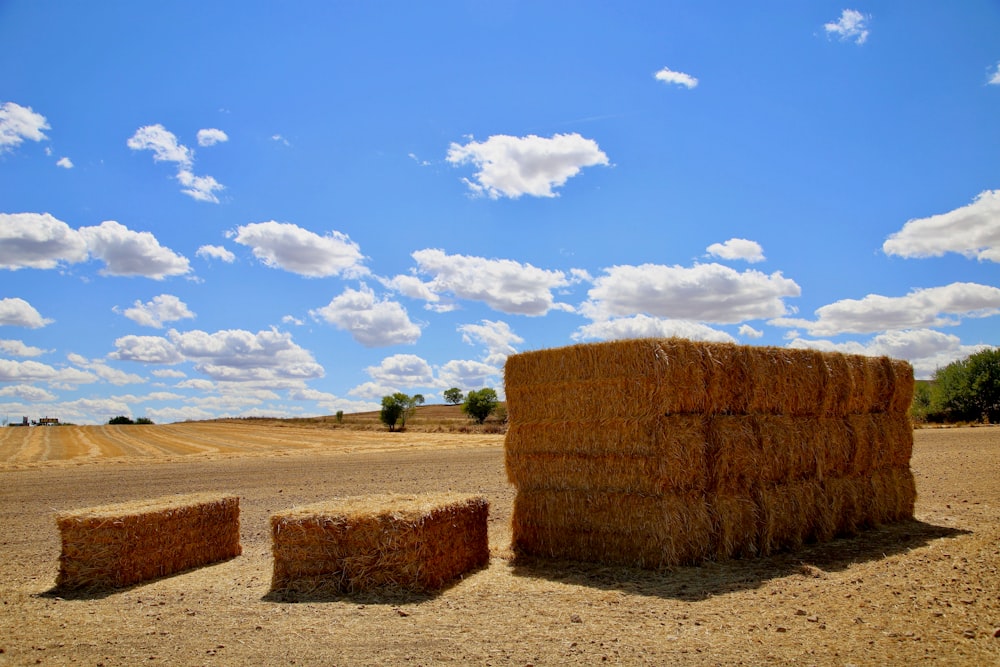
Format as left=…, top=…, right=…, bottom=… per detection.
left=756, top=481, right=826, bottom=556
left=816, top=417, right=853, bottom=478
left=888, top=359, right=915, bottom=414
left=703, top=342, right=754, bottom=414
left=878, top=412, right=914, bottom=469
left=745, top=347, right=829, bottom=416
left=269, top=493, right=489, bottom=598
left=820, top=352, right=855, bottom=417
left=505, top=417, right=666, bottom=458
left=706, top=415, right=761, bottom=494
left=846, top=413, right=880, bottom=476
left=511, top=489, right=713, bottom=568
left=823, top=476, right=869, bottom=537
left=709, top=494, right=759, bottom=559
left=866, top=468, right=917, bottom=525
left=56, top=493, right=241, bottom=592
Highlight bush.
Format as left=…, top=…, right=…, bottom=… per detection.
left=462, top=388, right=499, bottom=425
left=920, top=348, right=1000, bottom=424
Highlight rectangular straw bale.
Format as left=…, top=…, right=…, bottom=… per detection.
left=504, top=414, right=708, bottom=491
left=823, top=476, right=869, bottom=537
left=504, top=378, right=670, bottom=424
left=706, top=415, right=761, bottom=494
left=511, top=489, right=714, bottom=568
left=269, top=493, right=488, bottom=598
left=867, top=356, right=897, bottom=413
left=745, top=347, right=829, bottom=416
left=703, top=342, right=754, bottom=414
left=866, top=468, right=917, bottom=525
left=876, top=412, right=914, bottom=469
left=56, top=493, right=241, bottom=592
left=756, top=415, right=821, bottom=483
left=844, top=354, right=874, bottom=414
left=816, top=417, right=854, bottom=478
left=846, top=413, right=893, bottom=476
left=756, top=480, right=829, bottom=556
left=888, top=359, right=915, bottom=414
left=708, top=494, right=759, bottom=559
left=820, top=352, right=855, bottom=417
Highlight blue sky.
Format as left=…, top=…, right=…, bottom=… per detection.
left=2, top=2, right=999, bottom=424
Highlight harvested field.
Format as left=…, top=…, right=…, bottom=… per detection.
left=0, top=422, right=998, bottom=665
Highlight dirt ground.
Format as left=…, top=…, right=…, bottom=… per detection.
left=0, top=423, right=998, bottom=666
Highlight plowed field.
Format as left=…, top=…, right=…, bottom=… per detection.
left=1, top=423, right=998, bottom=666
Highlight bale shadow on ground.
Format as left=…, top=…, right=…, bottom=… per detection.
left=508, top=520, right=970, bottom=602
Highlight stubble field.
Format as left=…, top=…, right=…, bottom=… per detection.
left=0, top=421, right=998, bottom=666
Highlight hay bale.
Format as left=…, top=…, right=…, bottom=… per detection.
left=709, top=494, right=759, bottom=559
left=511, top=489, right=713, bottom=569
left=823, top=476, right=869, bottom=537
left=816, top=417, right=853, bottom=478
left=269, top=493, right=488, bottom=598
left=56, top=493, right=241, bottom=592
left=866, top=468, right=917, bottom=525
left=505, top=414, right=708, bottom=492
left=888, top=359, right=915, bottom=414
left=756, top=481, right=827, bottom=556
left=745, top=347, right=829, bottom=416
left=706, top=415, right=761, bottom=494
left=756, top=415, right=821, bottom=483
left=703, top=342, right=754, bottom=414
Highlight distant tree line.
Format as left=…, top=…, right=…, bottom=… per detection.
left=379, top=388, right=500, bottom=431
left=108, top=415, right=154, bottom=425
left=912, top=349, right=1000, bottom=424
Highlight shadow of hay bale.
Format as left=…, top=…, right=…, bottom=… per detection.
left=508, top=520, right=969, bottom=601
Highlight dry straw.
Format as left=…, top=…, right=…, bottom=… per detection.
left=55, top=493, right=241, bottom=592
left=269, top=493, right=489, bottom=599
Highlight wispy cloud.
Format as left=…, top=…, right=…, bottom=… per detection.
left=824, top=9, right=870, bottom=45
left=127, top=124, right=225, bottom=203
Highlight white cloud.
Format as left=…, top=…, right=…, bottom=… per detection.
left=56, top=156, right=73, bottom=169
left=0, top=339, right=48, bottom=356
left=990, top=63, right=1000, bottom=86
left=0, top=102, right=49, bottom=153
left=738, top=324, right=764, bottom=339
left=127, top=124, right=193, bottom=167
left=310, top=284, right=421, bottom=347
left=437, top=359, right=501, bottom=391
left=582, top=262, right=800, bottom=323
left=231, top=221, right=367, bottom=277
left=127, top=123, right=225, bottom=203
left=348, top=381, right=399, bottom=400
left=706, top=238, right=765, bottom=263
left=572, top=314, right=736, bottom=344
left=67, top=353, right=145, bottom=386
left=168, top=327, right=324, bottom=383
left=0, top=384, right=57, bottom=402
left=0, top=298, right=53, bottom=328
left=176, top=169, right=224, bottom=203
left=110, top=335, right=185, bottom=364
left=446, top=133, right=610, bottom=199
left=0, top=358, right=96, bottom=385
left=770, top=282, right=1000, bottom=336
left=787, top=329, right=991, bottom=380
left=197, top=128, right=228, bottom=146
left=0, top=212, right=89, bottom=270
left=287, top=387, right=379, bottom=415
left=152, top=368, right=186, bottom=379
left=196, top=244, right=236, bottom=263
left=364, top=354, right=435, bottom=387
left=272, top=134, right=291, bottom=146
left=824, top=9, right=870, bottom=44
left=654, top=66, right=699, bottom=89
left=457, top=319, right=523, bottom=367
left=882, top=190, right=1000, bottom=263
left=78, top=220, right=191, bottom=279
left=407, top=249, right=575, bottom=316
left=119, top=294, right=195, bottom=328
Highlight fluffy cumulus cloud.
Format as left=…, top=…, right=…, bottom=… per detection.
left=0, top=298, right=53, bottom=328
left=310, top=284, right=421, bottom=348
left=882, top=190, right=1000, bottom=263
left=654, top=66, right=699, bottom=89
left=458, top=320, right=523, bottom=367
left=231, top=221, right=366, bottom=278
left=167, top=328, right=324, bottom=383
left=127, top=124, right=224, bottom=203
left=196, top=128, right=228, bottom=146
left=364, top=354, right=435, bottom=387
left=67, top=353, right=145, bottom=386
left=0, top=212, right=89, bottom=270
left=582, top=262, right=800, bottom=324
left=0, top=358, right=96, bottom=385
left=109, top=335, right=185, bottom=364
left=78, top=221, right=191, bottom=279
left=824, top=9, right=870, bottom=44
left=0, top=383, right=57, bottom=402
left=771, top=282, right=1000, bottom=336
left=56, top=157, right=73, bottom=169
left=196, top=245, right=236, bottom=263
left=706, top=238, right=765, bottom=263
left=119, top=294, right=195, bottom=328
left=991, top=63, right=1000, bottom=86
left=0, top=339, right=48, bottom=356
left=573, top=314, right=736, bottom=344
left=437, top=359, right=501, bottom=391
left=788, top=329, right=990, bottom=380
left=406, top=249, right=576, bottom=316
left=446, top=133, right=609, bottom=199
left=0, top=102, right=49, bottom=152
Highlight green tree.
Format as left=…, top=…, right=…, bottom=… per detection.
left=462, top=388, right=499, bottom=424
left=443, top=387, right=464, bottom=405
left=335, top=410, right=344, bottom=424
left=930, top=348, right=1000, bottom=423
left=380, top=392, right=425, bottom=431
left=135, top=417, right=154, bottom=425
left=108, top=415, right=134, bottom=425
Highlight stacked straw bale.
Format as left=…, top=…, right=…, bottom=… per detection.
left=270, top=493, right=489, bottom=598
left=56, top=493, right=241, bottom=591
left=505, top=339, right=916, bottom=568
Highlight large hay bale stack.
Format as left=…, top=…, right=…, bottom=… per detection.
left=505, top=339, right=915, bottom=568
left=269, top=493, right=489, bottom=598
left=55, top=493, right=241, bottom=591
